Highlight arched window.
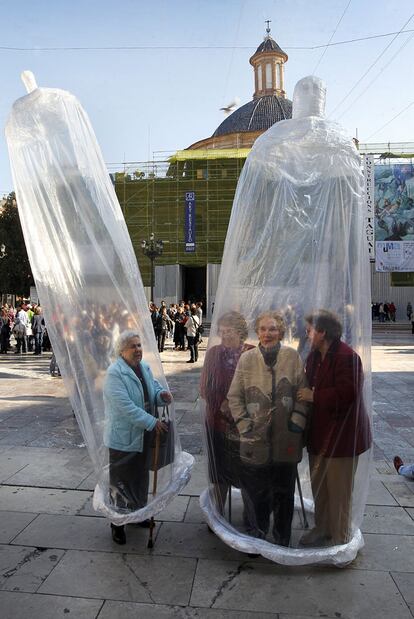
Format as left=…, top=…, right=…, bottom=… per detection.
left=265, top=63, right=272, bottom=89
left=257, top=64, right=262, bottom=91
left=279, top=63, right=283, bottom=90
left=275, top=63, right=281, bottom=89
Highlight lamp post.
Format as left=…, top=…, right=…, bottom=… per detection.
left=141, top=233, right=163, bottom=303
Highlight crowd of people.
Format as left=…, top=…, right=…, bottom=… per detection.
left=149, top=300, right=203, bottom=363
left=371, top=301, right=397, bottom=322
left=0, top=297, right=206, bottom=362
left=371, top=301, right=414, bottom=333
left=0, top=301, right=50, bottom=355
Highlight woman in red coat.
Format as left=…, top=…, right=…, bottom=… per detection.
left=298, top=310, right=371, bottom=546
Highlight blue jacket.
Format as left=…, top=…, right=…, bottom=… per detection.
left=103, top=357, right=164, bottom=452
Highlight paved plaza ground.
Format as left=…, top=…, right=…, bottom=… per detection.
left=0, top=329, right=414, bottom=618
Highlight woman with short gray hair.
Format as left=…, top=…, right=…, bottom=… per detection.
left=103, top=330, right=172, bottom=545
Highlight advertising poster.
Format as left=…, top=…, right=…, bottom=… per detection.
left=374, top=163, right=414, bottom=271
left=375, top=240, right=414, bottom=272
left=375, top=163, right=414, bottom=242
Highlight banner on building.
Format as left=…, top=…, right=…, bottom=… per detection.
left=374, top=162, right=414, bottom=271
left=375, top=241, right=414, bottom=272
left=185, top=191, right=196, bottom=252
left=363, top=155, right=375, bottom=260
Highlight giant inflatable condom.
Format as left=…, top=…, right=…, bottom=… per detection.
left=199, top=76, right=372, bottom=566
left=6, top=72, right=194, bottom=525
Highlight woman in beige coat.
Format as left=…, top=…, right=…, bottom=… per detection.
left=227, top=311, right=309, bottom=546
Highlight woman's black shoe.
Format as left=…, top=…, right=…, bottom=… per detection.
left=111, top=524, right=126, bottom=545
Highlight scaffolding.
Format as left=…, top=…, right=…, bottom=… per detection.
left=108, top=143, right=414, bottom=289
left=109, top=151, right=247, bottom=286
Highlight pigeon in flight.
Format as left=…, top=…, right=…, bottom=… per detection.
left=220, top=97, right=240, bottom=115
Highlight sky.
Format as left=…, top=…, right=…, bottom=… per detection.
left=0, top=0, right=413, bottom=194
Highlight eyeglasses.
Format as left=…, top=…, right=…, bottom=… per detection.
left=258, top=326, right=280, bottom=333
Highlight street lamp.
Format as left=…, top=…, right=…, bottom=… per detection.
left=141, top=233, right=163, bottom=303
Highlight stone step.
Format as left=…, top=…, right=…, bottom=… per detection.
left=372, top=321, right=411, bottom=332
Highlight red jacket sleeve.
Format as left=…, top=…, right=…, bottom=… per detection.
left=313, top=351, right=363, bottom=417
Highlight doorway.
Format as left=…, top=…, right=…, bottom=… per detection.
left=182, top=266, right=206, bottom=305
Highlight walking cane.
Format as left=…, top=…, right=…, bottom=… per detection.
left=148, top=430, right=160, bottom=549
left=296, top=468, right=309, bottom=529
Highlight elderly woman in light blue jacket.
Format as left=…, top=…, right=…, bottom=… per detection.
left=104, top=329, right=171, bottom=545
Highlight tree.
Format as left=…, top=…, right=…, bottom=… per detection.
left=0, top=192, right=34, bottom=296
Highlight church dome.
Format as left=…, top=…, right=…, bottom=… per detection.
left=254, top=37, right=287, bottom=59
left=212, top=94, right=292, bottom=137
left=186, top=26, right=291, bottom=151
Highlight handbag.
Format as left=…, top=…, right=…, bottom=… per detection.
left=149, top=404, right=175, bottom=470
left=13, top=322, right=26, bottom=337
left=191, top=316, right=202, bottom=343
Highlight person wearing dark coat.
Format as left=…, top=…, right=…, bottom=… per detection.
left=155, top=307, right=173, bottom=352
left=150, top=303, right=159, bottom=336
left=0, top=308, right=10, bottom=354
left=31, top=306, right=46, bottom=355
left=298, top=310, right=372, bottom=547
left=173, top=307, right=186, bottom=350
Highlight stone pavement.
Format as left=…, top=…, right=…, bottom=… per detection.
left=0, top=332, right=414, bottom=618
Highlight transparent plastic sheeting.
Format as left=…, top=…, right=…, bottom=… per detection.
left=199, top=76, right=372, bottom=566
left=6, top=76, right=194, bottom=525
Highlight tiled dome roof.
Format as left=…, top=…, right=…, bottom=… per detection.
left=212, top=95, right=292, bottom=137
left=255, top=36, right=287, bottom=57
